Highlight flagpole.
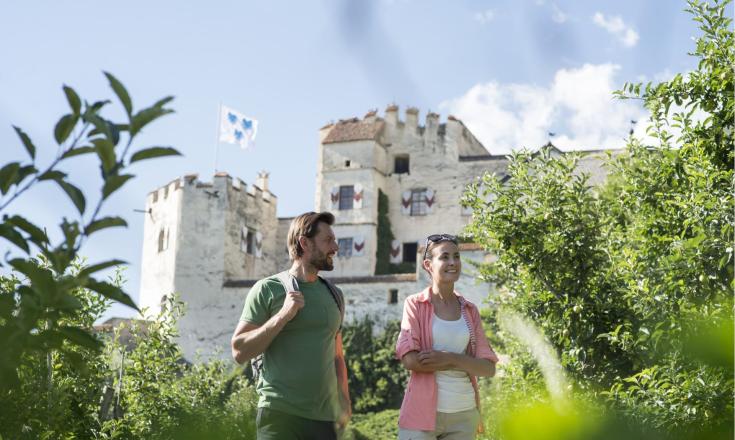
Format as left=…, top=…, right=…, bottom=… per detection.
left=213, top=102, right=222, bottom=174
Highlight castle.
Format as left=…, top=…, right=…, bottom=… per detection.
left=138, top=106, right=610, bottom=361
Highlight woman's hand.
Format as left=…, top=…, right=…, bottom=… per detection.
left=417, top=350, right=456, bottom=369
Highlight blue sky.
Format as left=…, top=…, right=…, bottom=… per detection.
left=0, top=0, right=701, bottom=321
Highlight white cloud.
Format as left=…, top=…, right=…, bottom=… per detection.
left=551, top=3, right=567, bottom=23
left=473, top=9, right=495, bottom=24
left=440, top=63, right=648, bottom=153
left=593, top=12, right=639, bottom=47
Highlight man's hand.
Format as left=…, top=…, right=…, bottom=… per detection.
left=278, top=291, right=305, bottom=321
left=335, top=404, right=351, bottom=432
left=417, top=350, right=455, bottom=370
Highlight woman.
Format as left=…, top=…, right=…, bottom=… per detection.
left=395, top=234, right=499, bottom=440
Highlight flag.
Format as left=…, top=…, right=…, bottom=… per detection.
left=219, top=105, right=258, bottom=149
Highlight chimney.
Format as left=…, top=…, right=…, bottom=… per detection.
left=256, top=170, right=270, bottom=192
left=406, top=107, right=419, bottom=129
left=426, top=111, right=439, bottom=131
left=385, top=104, right=399, bottom=125
left=363, top=109, right=377, bottom=124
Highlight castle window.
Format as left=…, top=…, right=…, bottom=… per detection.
left=241, top=228, right=255, bottom=254
left=410, top=188, right=428, bottom=216
left=339, top=185, right=354, bottom=210
left=394, top=155, right=409, bottom=174
left=158, top=228, right=168, bottom=252
left=402, top=242, right=418, bottom=263
left=338, top=238, right=353, bottom=257
left=152, top=191, right=159, bottom=203
left=345, top=160, right=351, bottom=167
left=388, top=289, right=398, bottom=304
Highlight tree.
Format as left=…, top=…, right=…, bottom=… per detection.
left=463, top=0, right=733, bottom=435
left=0, top=72, right=181, bottom=389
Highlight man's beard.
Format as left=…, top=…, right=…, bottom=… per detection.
left=310, top=249, right=334, bottom=271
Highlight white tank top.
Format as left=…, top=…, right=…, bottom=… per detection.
left=432, top=315, right=476, bottom=413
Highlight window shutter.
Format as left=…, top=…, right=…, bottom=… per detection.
left=401, top=190, right=411, bottom=215
left=390, top=239, right=402, bottom=263
left=353, top=235, right=365, bottom=256
left=425, top=188, right=436, bottom=214
left=255, top=231, right=263, bottom=258
left=330, top=186, right=339, bottom=209
left=353, top=183, right=364, bottom=209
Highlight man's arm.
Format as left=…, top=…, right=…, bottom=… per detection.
left=334, top=331, right=351, bottom=428
left=231, top=290, right=304, bottom=364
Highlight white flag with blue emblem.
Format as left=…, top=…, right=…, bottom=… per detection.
left=219, top=105, right=258, bottom=149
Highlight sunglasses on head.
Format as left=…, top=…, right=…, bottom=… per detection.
left=423, top=234, right=458, bottom=259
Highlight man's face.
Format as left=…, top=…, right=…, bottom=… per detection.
left=304, top=222, right=338, bottom=271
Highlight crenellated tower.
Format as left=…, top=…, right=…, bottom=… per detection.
left=138, top=172, right=279, bottom=358
left=316, top=105, right=506, bottom=277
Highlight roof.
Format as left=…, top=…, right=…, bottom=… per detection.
left=322, top=118, right=385, bottom=144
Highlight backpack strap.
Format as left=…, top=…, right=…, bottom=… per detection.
left=318, top=275, right=345, bottom=330
left=275, top=270, right=344, bottom=330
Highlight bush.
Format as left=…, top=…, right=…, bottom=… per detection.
left=463, top=0, right=733, bottom=435
left=342, top=316, right=408, bottom=413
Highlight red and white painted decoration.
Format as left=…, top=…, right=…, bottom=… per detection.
left=390, top=239, right=402, bottom=263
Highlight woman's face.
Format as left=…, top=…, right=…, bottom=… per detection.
left=423, top=241, right=461, bottom=283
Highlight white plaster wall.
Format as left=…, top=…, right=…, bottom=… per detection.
left=331, top=223, right=377, bottom=277
left=138, top=179, right=183, bottom=316
left=320, top=168, right=382, bottom=225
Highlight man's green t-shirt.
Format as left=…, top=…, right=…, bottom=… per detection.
left=240, top=275, right=342, bottom=422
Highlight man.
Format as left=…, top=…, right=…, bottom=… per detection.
left=232, top=211, right=351, bottom=439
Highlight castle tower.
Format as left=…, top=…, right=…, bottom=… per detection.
left=315, top=106, right=501, bottom=277
left=138, top=172, right=278, bottom=359
left=316, top=110, right=388, bottom=277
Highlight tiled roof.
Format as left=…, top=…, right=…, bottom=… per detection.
left=322, top=118, right=385, bottom=144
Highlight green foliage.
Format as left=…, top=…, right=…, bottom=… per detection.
left=375, top=189, right=415, bottom=274
left=0, top=272, right=258, bottom=439
left=341, top=316, right=408, bottom=413
left=463, top=0, right=733, bottom=435
left=0, top=73, right=181, bottom=390
left=344, top=409, right=400, bottom=440
left=100, top=295, right=257, bottom=440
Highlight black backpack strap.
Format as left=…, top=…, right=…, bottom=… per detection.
left=318, top=275, right=345, bottom=330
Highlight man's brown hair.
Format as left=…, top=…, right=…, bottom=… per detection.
left=287, top=211, right=335, bottom=260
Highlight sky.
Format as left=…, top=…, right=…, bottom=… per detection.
left=0, top=0, right=702, bottom=321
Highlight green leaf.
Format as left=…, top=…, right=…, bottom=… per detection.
left=58, top=326, right=102, bottom=350
left=130, top=146, right=181, bottom=163
left=102, top=174, right=134, bottom=199
left=0, top=162, right=20, bottom=195
left=85, top=216, right=127, bottom=235
left=54, top=113, right=78, bottom=145
left=6, top=215, right=48, bottom=246
left=103, top=71, right=133, bottom=116
left=38, top=170, right=67, bottom=181
left=13, top=125, right=36, bottom=159
left=92, top=138, right=116, bottom=173
left=152, top=95, right=174, bottom=108
left=0, top=224, right=30, bottom=253
left=86, top=279, right=138, bottom=311
left=15, top=165, right=37, bottom=185
left=63, top=85, right=81, bottom=115
left=61, top=146, right=96, bottom=160
left=78, top=259, right=127, bottom=278
left=9, top=258, right=56, bottom=297
left=131, top=105, right=174, bottom=136
left=55, top=293, right=83, bottom=311
left=55, top=179, right=86, bottom=214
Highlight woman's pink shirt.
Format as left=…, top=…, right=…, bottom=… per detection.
left=395, top=287, right=499, bottom=431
